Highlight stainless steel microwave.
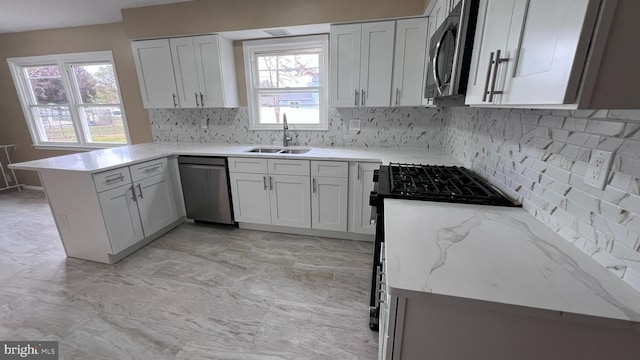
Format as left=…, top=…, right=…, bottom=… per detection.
left=424, top=0, right=480, bottom=106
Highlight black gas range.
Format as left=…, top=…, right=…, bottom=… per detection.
left=368, top=163, right=520, bottom=330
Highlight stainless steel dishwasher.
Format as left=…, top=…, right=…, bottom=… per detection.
left=178, top=156, right=234, bottom=224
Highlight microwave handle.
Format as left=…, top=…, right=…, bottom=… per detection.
left=482, top=52, right=495, bottom=102
left=432, top=28, right=448, bottom=96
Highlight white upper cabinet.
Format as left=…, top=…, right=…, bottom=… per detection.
left=131, top=39, right=179, bottom=109
left=330, top=21, right=395, bottom=107
left=465, top=0, right=629, bottom=108
left=392, top=18, right=429, bottom=106
left=133, top=35, right=238, bottom=109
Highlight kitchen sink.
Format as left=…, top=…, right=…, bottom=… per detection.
left=245, top=147, right=311, bottom=154
left=246, top=148, right=283, bottom=153
left=278, top=149, right=311, bottom=154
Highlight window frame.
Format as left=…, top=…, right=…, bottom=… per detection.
left=7, top=51, right=131, bottom=150
left=243, top=35, right=329, bottom=131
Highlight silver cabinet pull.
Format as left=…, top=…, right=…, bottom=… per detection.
left=143, top=165, right=160, bottom=173
left=269, top=176, right=273, bottom=190
left=355, top=89, right=359, bottom=107
left=195, top=92, right=200, bottom=107
left=172, top=94, right=178, bottom=108
left=395, top=88, right=400, bottom=106
left=356, top=164, right=361, bottom=180
left=137, top=183, right=143, bottom=199
left=482, top=52, right=495, bottom=102
left=200, top=93, right=204, bottom=107
left=130, top=185, right=136, bottom=202
left=312, top=178, right=317, bottom=194
left=263, top=176, right=267, bottom=190
left=488, top=49, right=509, bottom=102
left=105, top=174, right=124, bottom=184
left=361, top=89, right=366, bottom=106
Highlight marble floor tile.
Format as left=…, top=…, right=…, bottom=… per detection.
left=0, top=190, right=377, bottom=359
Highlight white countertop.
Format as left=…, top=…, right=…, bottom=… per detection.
left=384, top=199, right=640, bottom=323
left=9, top=143, right=460, bottom=173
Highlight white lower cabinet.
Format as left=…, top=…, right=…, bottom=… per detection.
left=229, top=158, right=350, bottom=232
left=229, top=172, right=272, bottom=225
left=98, top=184, right=144, bottom=254
left=228, top=158, right=312, bottom=229
left=97, top=162, right=180, bottom=255
left=350, top=162, right=380, bottom=235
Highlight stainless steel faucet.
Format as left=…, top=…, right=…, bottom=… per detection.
left=283, top=113, right=292, bottom=147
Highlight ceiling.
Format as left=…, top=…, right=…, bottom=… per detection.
left=0, top=0, right=194, bottom=34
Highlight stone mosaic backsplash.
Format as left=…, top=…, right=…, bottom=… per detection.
left=445, top=107, right=640, bottom=291
left=150, top=107, right=446, bottom=149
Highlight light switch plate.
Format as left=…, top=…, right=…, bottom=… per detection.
left=201, top=118, right=208, bottom=129
left=584, top=149, right=614, bottom=189
left=349, top=120, right=360, bottom=131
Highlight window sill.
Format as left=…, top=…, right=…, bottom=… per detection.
left=33, top=144, right=128, bottom=152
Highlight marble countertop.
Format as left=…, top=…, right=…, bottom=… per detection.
left=384, top=199, right=640, bottom=323
left=9, top=143, right=460, bottom=173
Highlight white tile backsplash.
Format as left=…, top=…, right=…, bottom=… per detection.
left=150, top=106, right=446, bottom=148
left=445, top=107, right=640, bottom=291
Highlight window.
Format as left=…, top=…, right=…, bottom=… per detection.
left=7, top=51, right=130, bottom=149
left=243, top=35, right=329, bottom=130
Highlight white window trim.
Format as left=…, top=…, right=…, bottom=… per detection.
left=7, top=51, right=131, bottom=149
left=243, top=35, right=329, bottom=131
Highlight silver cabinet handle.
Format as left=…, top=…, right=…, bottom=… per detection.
left=143, top=165, right=160, bottom=173
left=105, top=174, right=124, bottom=184
left=130, top=185, right=136, bottom=202
left=269, top=176, right=273, bottom=190
left=482, top=52, right=495, bottom=102
left=200, top=93, right=204, bottom=107
left=356, top=163, right=361, bottom=180
left=355, top=89, right=359, bottom=107
left=312, top=178, right=317, bottom=194
left=263, top=176, right=267, bottom=190
left=361, top=89, right=366, bottom=106
left=172, top=93, right=178, bottom=108
left=488, top=49, right=509, bottom=102
left=395, top=88, right=400, bottom=106
left=195, top=92, right=200, bottom=107
left=137, top=183, right=143, bottom=199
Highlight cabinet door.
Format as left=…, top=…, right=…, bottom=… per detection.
left=269, top=175, right=311, bottom=229
left=360, top=21, right=395, bottom=107
left=98, top=184, right=144, bottom=254
left=465, top=0, right=517, bottom=105
left=193, top=35, right=226, bottom=108
left=350, top=162, right=379, bottom=235
left=393, top=18, right=428, bottom=106
left=312, top=177, right=348, bottom=232
left=131, top=39, right=179, bottom=109
left=169, top=37, right=200, bottom=108
left=229, top=173, right=271, bottom=225
left=136, top=172, right=180, bottom=236
left=501, top=0, right=591, bottom=105
left=330, top=24, right=362, bottom=107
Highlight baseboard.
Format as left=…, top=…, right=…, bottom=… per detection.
left=22, top=185, right=44, bottom=191
left=238, top=222, right=374, bottom=242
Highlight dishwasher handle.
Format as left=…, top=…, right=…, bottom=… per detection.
left=179, top=164, right=226, bottom=171
left=178, top=156, right=226, bottom=166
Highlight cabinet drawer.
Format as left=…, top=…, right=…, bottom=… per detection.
left=93, top=167, right=132, bottom=193
left=228, top=157, right=268, bottom=174
left=268, top=159, right=310, bottom=176
left=311, top=161, right=348, bottom=178
left=130, top=158, right=169, bottom=182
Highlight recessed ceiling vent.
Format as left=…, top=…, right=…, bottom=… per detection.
left=264, top=29, right=291, bottom=37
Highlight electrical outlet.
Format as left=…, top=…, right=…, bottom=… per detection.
left=349, top=120, right=360, bottom=131
left=200, top=118, right=208, bottom=129
left=584, top=149, right=614, bottom=189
